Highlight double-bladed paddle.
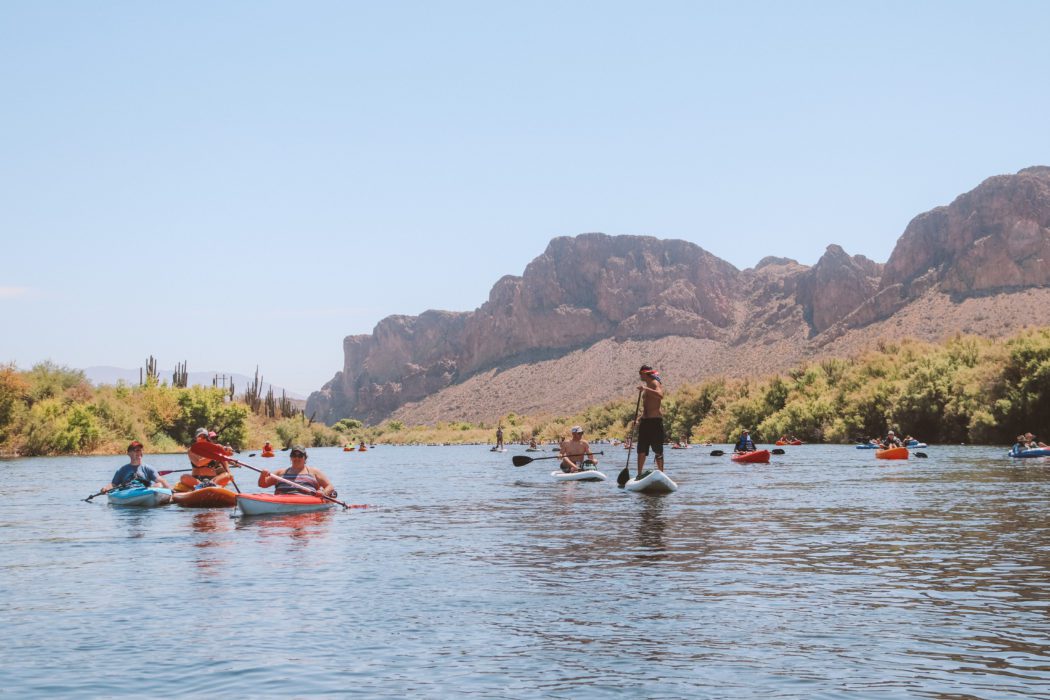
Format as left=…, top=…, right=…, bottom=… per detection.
left=617, top=389, right=644, bottom=488
left=191, top=441, right=364, bottom=510
left=511, top=451, right=604, bottom=467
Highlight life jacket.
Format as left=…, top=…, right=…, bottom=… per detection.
left=188, top=437, right=230, bottom=477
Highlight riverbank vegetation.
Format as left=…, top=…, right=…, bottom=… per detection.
left=4, top=328, right=1049, bottom=455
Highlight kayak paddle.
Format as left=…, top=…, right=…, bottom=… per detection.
left=511, top=451, right=604, bottom=467
left=617, top=389, right=644, bottom=488
left=771, top=448, right=786, bottom=455
left=710, top=450, right=725, bottom=456
left=83, top=477, right=136, bottom=502
left=190, top=441, right=362, bottom=510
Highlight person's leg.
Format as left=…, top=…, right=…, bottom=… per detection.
left=636, top=449, right=647, bottom=477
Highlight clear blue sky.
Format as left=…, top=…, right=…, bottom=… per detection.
left=2, top=1, right=1048, bottom=394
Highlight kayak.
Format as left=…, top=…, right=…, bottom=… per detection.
left=905, top=440, right=928, bottom=448
left=623, top=470, right=678, bottom=494
left=525, top=448, right=542, bottom=452
left=856, top=444, right=879, bottom=449
left=489, top=448, right=506, bottom=453
left=875, top=447, right=909, bottom=460
left=358, top=447, right=368, bottom=452
left=343, top=447, right=353, bottom=452
left=731, top=449, right=771, bottom=464
left=775, top=440, right=803, bottom=446
left=108, top=485, right=172, bottom=507
left=172, top=485, right=238, bottom=508
left=261, top=451, right=275, bottom=458
left=237, top=493, right=332, bottom=515
left=1008, top=447, right=1050, bottom=458
left=550, top=468, right=607, bottom=482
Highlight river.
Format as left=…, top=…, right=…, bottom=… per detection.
left=2, top=444, right=1048, bottom=698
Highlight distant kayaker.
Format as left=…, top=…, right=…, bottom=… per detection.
left=879, top=431, right=903, bottom=449
left=734, top=429, right=756, bottom=453
left=263, top=441, right=273, bottom=453
left=258, top=445, right=336, bottom=498
left=183, top=427, right=233, bottom=491
left=559, top=426, right=597, bottom=473
left=496, top=425, right=504, bottom=450
left=102, top=440, right=170, bottom=493
left=635, top=365, right=666, bottom=478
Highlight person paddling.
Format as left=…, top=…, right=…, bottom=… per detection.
left=181, top=427, right=234, bottom=491
left=879, top=430, right=903, bottom=449
left=734, top=429, right=756, bottom=453
left=258, top=445, right=336, bottom=498
left=635, top=365, right=666, bottom=478
left=102, top=441, right=170, bottom=493
left=559, top=426, right=597, bottom=473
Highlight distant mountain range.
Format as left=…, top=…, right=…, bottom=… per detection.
left=308, top=166, right=1050, bottom=425
left=83, top=366, right=305, bottom=401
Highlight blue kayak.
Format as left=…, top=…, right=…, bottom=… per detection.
left=906, top=440, right=927, bottom=448
left=855, top=444, right=879, bottom=449
left=107, top=485, right=173, bottom=507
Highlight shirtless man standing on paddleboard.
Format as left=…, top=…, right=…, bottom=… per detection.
left=636, top=365, right=665, bottom=478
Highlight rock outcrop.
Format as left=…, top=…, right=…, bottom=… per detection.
left=308, top=166, right=1050, bottom=424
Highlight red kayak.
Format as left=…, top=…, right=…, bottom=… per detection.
left=731, top=449, right=771, bottom=464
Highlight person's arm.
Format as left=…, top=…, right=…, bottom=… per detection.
left=314, top=470, right=335, bottom=497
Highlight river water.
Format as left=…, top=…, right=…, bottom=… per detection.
left=2, top=444, right=1049, bottom=698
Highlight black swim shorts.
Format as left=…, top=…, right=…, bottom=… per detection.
left=636, top=418, right=665, bottom=455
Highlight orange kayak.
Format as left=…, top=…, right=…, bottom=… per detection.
left=172, top=486, right=238, bottom=508
left=731, top=449, right=771, bottom=464
left=261, top=451, right=275, bottom=458
left=875, top=447, right=909, bottom=460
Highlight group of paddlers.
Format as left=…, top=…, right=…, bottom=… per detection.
left=99, top=428, right=337, bottom=498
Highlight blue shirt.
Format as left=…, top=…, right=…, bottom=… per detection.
left=735, top=436, right=755, bottom=451
left=111, top=463, right=162, bottom=487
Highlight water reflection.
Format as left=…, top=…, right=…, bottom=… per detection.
left=233, top=510, right=333, bottom=542
left=635, top=494, right=668, bottom=556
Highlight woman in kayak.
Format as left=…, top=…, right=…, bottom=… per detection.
left=258, top=445, right=336, bottom=498
left=181, top=428, right=234, bottom=491
left=102, top=440, right=170, bottom=493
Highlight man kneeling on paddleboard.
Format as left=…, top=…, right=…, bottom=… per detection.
left=559, top=427, right=597, bottom=473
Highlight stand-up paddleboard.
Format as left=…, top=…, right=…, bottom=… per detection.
left=623, top=469, right=678, bottom=494
left=550, top=469, right=607, bottom=482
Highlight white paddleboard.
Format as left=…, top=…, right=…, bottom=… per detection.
left=550, top=469, right=607, bottom=482
left=623, top=469, right=678, bottom=494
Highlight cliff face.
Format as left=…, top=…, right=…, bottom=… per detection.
left=308, top=166, right=1050, bottom=424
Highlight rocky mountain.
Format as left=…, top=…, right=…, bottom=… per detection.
left=308, top=166, right=1050, bottom=424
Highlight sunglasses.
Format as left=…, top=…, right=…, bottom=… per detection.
left=290, top=452, right=306, bottom=458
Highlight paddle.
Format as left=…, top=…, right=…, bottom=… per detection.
left=83, top=477, right=136, bottom=502
left=771, top=448, right=786, bottom=455
left=617, top=389, right=644, bottom=488
left=914, top=451, right=928, bottom=458
left=511, top=451, right=604, bottom=467
left=190, top=441, right=359, bottom=510
left=156, top=465, right=243, bottom=476
left=710, top=450, right=725, bottom=456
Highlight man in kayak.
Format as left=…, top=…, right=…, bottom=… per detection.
left=258, top=445, right=336, bottom=498
left=102, top=440, right=170, bottom=493
left=879, top=431, right=904, bottom=449
left=734, top=429, right=756, bottom=453
left=635, top=365, right=666, bottom=478
left=559, top=426, right=597, bottom=473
